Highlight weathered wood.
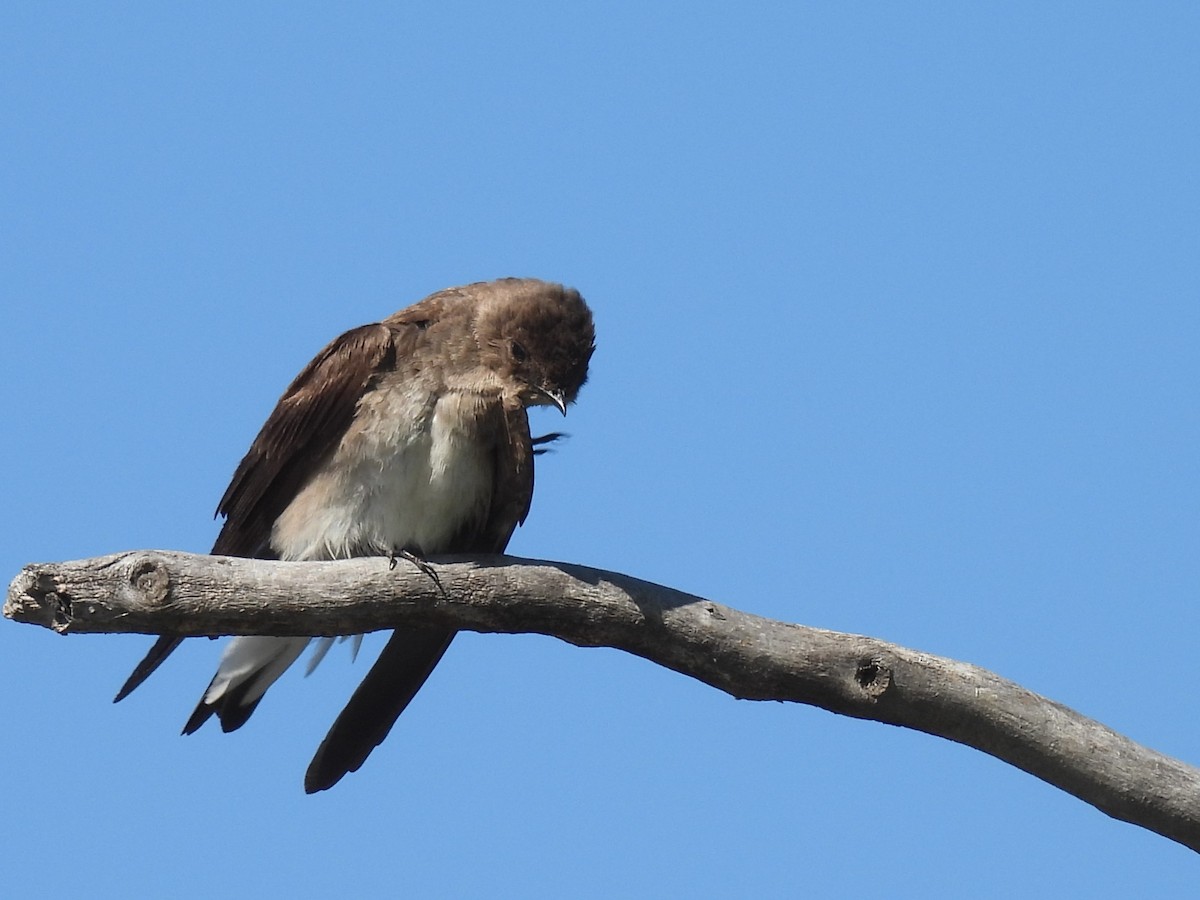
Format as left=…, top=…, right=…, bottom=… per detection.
left=7, top=549, right=1200, bottom=852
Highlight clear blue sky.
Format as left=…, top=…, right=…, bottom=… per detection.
left=3, top=4, right=1197, bottom=896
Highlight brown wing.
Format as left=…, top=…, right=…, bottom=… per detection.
left=115, top=309, right=433, bottom=703
left=477, top=398, right=536, bottom=551
left=213, top=322, right=399, bottom=558
left=303, top=400, right=536, bottom=792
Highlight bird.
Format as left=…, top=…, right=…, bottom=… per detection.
left=113, top=277, right=595, bottom=792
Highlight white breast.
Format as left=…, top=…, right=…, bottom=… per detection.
left=270, top=387, right=494, bottom=561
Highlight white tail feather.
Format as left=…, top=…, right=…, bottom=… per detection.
left=204, top=636, right=311, bottom=707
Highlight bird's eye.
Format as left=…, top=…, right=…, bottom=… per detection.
left=510, top=341, right=528, bottom=362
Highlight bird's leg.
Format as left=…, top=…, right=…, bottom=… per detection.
left=389, top=547, right=446, bottom=597
left=531, top=431, right=567, bottom=455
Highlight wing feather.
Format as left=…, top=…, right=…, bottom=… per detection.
left=213, top=322, right=400, bottom=557
left=115, top=309, right=434, bottom=700
left=302, top=396, right=536, bottom=791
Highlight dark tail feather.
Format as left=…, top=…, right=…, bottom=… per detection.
left=182, top=672, right=268, bottom=735
left=113, top=635, right=185, bottom=703
left=182, top=696, right=218, bottom=735
left=304, top=627, right=456, bottom=794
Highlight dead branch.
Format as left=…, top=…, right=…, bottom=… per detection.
left=6, top=549, right=1198, bottom=852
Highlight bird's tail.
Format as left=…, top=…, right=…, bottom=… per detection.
left=182, top=636, right=311, bottom=734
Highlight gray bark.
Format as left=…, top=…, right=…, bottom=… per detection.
left=7, top=549, right=1199, bottom=852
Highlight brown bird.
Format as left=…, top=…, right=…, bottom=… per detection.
left=114, top=277, right=595, bottom=792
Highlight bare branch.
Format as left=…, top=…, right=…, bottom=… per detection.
left=7, top=549, right=1199, bottom=852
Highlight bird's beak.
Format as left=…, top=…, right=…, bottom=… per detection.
left=535, top=386, right=568, bottom=416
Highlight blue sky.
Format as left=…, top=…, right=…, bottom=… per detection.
left=3, top=3, right=1198, bottom=896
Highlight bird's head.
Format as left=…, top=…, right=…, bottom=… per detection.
left=475, top=279, right=595, bottom=415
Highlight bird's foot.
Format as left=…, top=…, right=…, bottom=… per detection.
left=389, top=548, right=446, bottom=597
left=531, top=431, right=567, bottom=455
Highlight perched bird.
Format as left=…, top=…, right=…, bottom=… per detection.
left=114, top=277, right=595, bottom=792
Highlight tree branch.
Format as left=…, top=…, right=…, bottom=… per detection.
left=7, top=550, right=1198, bottom=852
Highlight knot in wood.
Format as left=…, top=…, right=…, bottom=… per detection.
left=129, top=555, right=171, bottom=605
left=854, top=656, right=893, bottom=700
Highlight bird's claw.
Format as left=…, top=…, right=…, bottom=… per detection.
left=389, top=548, right=445, bottom=596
